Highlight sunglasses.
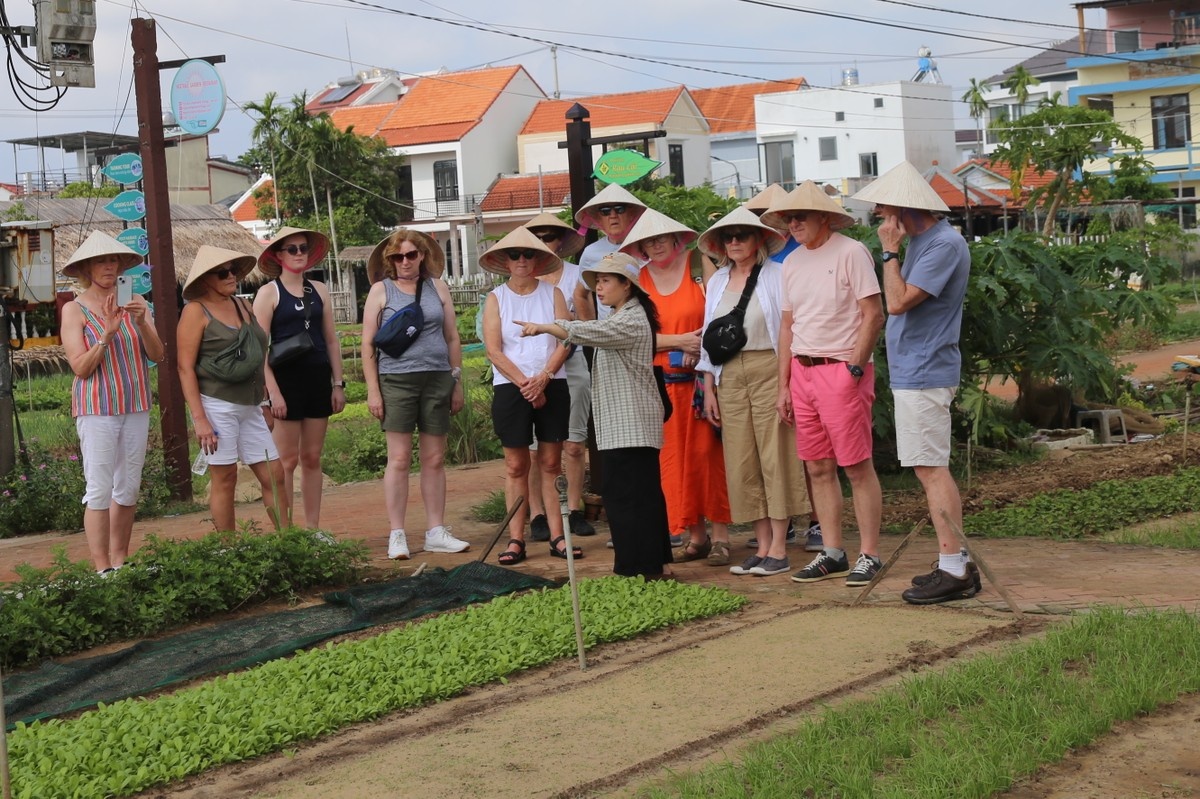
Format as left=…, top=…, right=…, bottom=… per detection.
left=783, top=211, right=815, bottom=223
left=211, top=267, right=236, bottom=280
left=280, top=243, right=309, bottom=256
left=721, top=229, right=756, bottom=244
left=506, top=249, right=539, bottom=261
left=388, top=250, right=422, bottom=262
left=644, top=233, right=676, bottom=247
left=596, top=204, right=628, bottom=217
left=533, top=230, right=562, bottom=243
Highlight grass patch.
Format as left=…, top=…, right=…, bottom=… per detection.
left=642, top=607, right=1200, bottom=798
left=965, top=467, right=1200, bottom=541
left=470, top=489, right=509, bottom=523
left=1105, top=514, right=1200, bottom=548
left=8, top=578, right=746, bottom=798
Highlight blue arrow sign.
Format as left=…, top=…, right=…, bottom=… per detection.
left=115, top=227, right=149, bottom=257
left=105, top=190, right=146, bottom=222
left=101, top=153, right=143, bottom=186
left=123, top=264, right=153, bottom=295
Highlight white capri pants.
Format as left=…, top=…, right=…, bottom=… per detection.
left=76, top=411, right=151, bottom=510
left=199, top=395, right=279, bottom=467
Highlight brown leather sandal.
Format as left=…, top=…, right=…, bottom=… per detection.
left=673, top=536, right=712, bottom=563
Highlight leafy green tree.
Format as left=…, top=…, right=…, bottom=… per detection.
left=1001, top=65, right=1040, bottom=107
left=630, top=179, right=740, bottom=234
left=241, top=93, right=405, bottom=247
left=990, top=104, right=1145, bottom=236
left=961, top=78, right=991, bottom=155
left=56, top=182, right=120, bottom=199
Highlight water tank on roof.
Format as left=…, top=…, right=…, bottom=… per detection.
left=842, top=68, right=859, bottom=86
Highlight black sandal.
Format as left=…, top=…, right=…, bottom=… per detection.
left=497, top=539, right=526, bottom=565
left=549, top=536, right=584, bottom=560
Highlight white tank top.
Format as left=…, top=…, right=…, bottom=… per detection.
left=491, top=280, right=567, bottom=386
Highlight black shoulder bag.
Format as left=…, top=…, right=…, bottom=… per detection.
left=268, top=280, right=317, bottom=369
left=701, top=262, right=763, bottom=366
left=374, top=278, right=425, bottom=359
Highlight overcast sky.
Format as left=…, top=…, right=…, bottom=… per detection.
left=1, top=0, right=1106, bottom=185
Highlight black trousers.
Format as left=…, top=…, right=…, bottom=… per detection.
left=602, top=447, right=673, bottom=577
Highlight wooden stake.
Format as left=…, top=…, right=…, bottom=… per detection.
left=852, top=516, right=928, bottom=606
left=940, top=510, right=1024, bottom=617
left=477, top=495, right=525, bottom=563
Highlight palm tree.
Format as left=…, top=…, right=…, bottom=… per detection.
left=1001, top=65, right=1040, bottom=109
left=245, top=91, right=286, bottom=221
left=961, top=78, right=992, bottom=157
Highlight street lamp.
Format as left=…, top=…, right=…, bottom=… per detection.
left=710, top=155, right=743, bottom=199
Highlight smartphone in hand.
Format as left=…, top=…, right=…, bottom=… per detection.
left=668, top=350, right=685, bottom=368
left=116, top=275, right=133, bottom=307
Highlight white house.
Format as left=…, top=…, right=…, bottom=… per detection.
left=755, top=79, right=958, bottom=196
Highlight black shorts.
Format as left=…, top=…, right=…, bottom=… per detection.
left=491, top=379, right=569, bottom=449
left=274, top=360, right=334, bottom=420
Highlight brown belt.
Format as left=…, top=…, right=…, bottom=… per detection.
left=794, top=355, right=844, bottom=367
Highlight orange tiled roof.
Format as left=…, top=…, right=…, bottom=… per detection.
left=231, top=179, right=272, bottom=223
left=955, top=158, right=1058, bottom=191
left=929, top=172, right=1002, bottom=208
left=326, top=65, right=531, bottom=146
left=692, top=78, right=806, bottom=134
left=479, top=172, right=572, bottom=213
left=939, top=159, right=1060, bottom=208
left=520, top=87, right=686, bottom=135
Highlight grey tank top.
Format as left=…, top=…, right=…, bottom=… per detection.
left=378, top=278, right=451, bottom=374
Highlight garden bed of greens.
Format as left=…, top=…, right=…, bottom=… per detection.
left=7, top=578, right=746, bottom=799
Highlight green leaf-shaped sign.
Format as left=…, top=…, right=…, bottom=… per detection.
left=115, top=227, right=149, bottom=257
left=123, top=264, right=153, bottom=295
left=105, top=190, right=146, bottom=222
left=101, top=153, right=143, bottom=186
left=593, top=149, right=661, bottom=185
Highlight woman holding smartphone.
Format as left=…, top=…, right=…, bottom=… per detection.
left=60, top=231, right=165, bottom=574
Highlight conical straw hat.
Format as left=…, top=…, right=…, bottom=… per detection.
left=574, top=183, right=647, bottom=229
left=257, top=226, right=331, bottom=278
left=367, top=229, right=446, bottom=284
left=62, top=231, right=142, bottom=278
left=760, top=180, right=856, bottom=231
left=697, top=206, right=786, bottom=261
left=479, top=226, right=562, bottom=277
left=523, top=212, right=585, bottom=259
left=182, top=245, right=257, bottom=300
left=581, top=252, right=643, bottom=291
left=743, top=183, right=789, bottom=216
left=851, top=160, right=950, bottom=212
left=618, top=208, right=697, bottom=258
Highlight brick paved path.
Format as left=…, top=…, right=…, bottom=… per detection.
left=4, top=457, right=1198, bottom=614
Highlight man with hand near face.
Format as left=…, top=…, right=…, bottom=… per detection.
left=853, top=161, right=976, bottom=605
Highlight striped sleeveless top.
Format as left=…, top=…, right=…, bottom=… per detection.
left=71, top=302, right=153, bottom=417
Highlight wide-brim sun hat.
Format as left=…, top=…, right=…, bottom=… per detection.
left=523, top=211, right=585, bottom=259
left=62, top=231, right=143, bottom=278
left=851, top=160, right=950, bottom=213
left=581, top=252, right=644, bottom=291
left=257, top=226, right=331, bottom=278
left=574, top=183, right=647, bottom=230
left=618, top=208, right=697, bottom=258
left=479, top=226, right=562, bottom=278
left=743, top=183, right=790, bottom=217
left=760, top=180, right=856, bottom=231
left=697, top=206, right=787, bottom=261
left=182, top=245, right=257, bottom=300
left=367, top=229, right=446, bottom=284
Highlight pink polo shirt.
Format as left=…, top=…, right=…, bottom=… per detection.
left=780, top=233, right=880, bottom=360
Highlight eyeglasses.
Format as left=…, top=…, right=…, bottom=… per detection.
left=280, top=243, right=309, bottom=256
left=644, top=234, right=676, bottom=247
left=596, top=204, right=628, bottom=217
left=211, top=267, right=235, bottom=279
left=721, top=229, right=756, bottom=244
left=388, top=250, right=422, bottom=263
left=506, top=249, right=539, bottom=261
left=532, top=230, right=562, bottom=243
left=784, top=211, right=814, bottom=223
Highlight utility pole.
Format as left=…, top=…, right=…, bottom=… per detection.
left=131, top=18, right=191, bottom=502
left=0, top=303, right=13, bottom=478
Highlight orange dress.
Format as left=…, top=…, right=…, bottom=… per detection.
left=642, top=265, right=731, bottom=534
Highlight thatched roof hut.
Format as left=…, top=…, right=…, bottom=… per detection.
left=0, top=197, right=262, bottom=283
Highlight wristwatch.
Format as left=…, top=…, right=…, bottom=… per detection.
left=332, top=380, right=346, bottom=388
left=847, top=363, right=865, bottom=379
left=881, top=251, right=899, bottom=263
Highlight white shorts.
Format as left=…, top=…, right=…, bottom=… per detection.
left=199, top=395, right=279, bottom=467
left=893, top=387, right=956, bottom=468
left=76, top=412, right=151, bottom=510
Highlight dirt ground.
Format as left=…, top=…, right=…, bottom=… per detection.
left=8, top=342, right=1200, bottom=797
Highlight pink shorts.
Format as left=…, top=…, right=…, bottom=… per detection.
left=788, top=359, right=875, bottom=466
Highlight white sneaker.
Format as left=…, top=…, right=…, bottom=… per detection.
left=423, top=525, right=470, bottom=554
left=387, top=529, right=410, bottom=560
